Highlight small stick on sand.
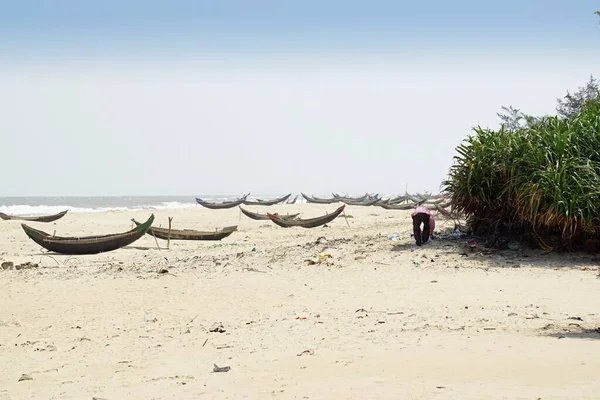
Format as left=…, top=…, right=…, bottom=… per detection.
left=343, top=210, right=350, bottom=227
left=167, top=217, right=173, bottom=249
left=153, top=233, right=162, bottom=251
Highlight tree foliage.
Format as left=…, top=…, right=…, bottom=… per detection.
left=497, top=76, right=598, bottom=132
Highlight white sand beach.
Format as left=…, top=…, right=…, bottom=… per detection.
left=1, top=204, right=600, bottom=399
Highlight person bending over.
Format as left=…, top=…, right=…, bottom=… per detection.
left=411, top=206, right=435, bottom=246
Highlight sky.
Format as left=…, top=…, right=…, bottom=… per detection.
left=1, top=1, right=600, bottom=196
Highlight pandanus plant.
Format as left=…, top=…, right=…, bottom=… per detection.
left=443, top=97, right=600, bottom=250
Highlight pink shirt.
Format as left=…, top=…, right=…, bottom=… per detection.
left=411, top=206, right=435, bottom=233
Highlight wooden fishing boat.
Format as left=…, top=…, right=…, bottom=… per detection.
left=387, top=195, right=407, bottom=204
left=417, top=193, right=450, bottom=201
left=332, top=193, right=369, bottom=202
left=405, top=194, right=423, bottom=203
left=421, top=198, right=447, bottom=206
left=434, top=203, right=461, bottom=219
left=300, top=193, right=337, bottom=204
left=286, top=195, right=299, bottom=204
left=195, top=193, right=249, bottom=209
left=132, top=219, right=237, bottom=241
left=267, top=205, right=346, bottom=228
left=0, top=209, right=68, bottom=223
left=341, top=196, right=382, bottom=206
left=436, top=200, right=452, bottom=209
left=243, top=193, right=291, bottom=206
left=378, top=199, right=426, bottom=210
left=239, top=207, right=300, bottom=221
left=21, top=214, right=154, bottom=255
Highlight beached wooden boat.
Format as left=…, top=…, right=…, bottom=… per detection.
left=417, top=193, right=450, bottom=201
left=421, top=198, right=448, bottom=206
left=21, top=214, right=154, bottom=255
left=132, top=219, right=237, bottom=241
left=434, top=203, right=461, bottom=219
left=332, top=193, right=369, bottom=202
left=387, top=195, right=407, bottom=204
left=195, top=194, right=249, bottom=209
left=341, top=196, right=382, bottom=206
left=267, top=205, right=346, bottom=228
left=243, top=193, right=291, bottom=206
left=378, top=199, right=426, bottom=210
left=301, top=193, right=337, bottom=204
left=405, top=194, right=423, bottom=203
left=239, top=207, right=300, bottom=221
left=0, top=209, right=68, bottom=223
left=286, top=195, right=299, bottom=204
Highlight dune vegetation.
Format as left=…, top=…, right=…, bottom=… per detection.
left=444, top=77, right=600, bottom=251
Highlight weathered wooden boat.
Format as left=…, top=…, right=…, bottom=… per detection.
left=434, top=203, right=461, bottom=219
left=195, top=193, right=249, bottom=209
left=378, top=199, right=426, bottom=210
left=341, top=196, right=382, bottom=206
left=0, top=209, right=68, bottom=223
left=405, top=194, right=423, bottom=203
left=132, top=219, right=237, bottom=241
left=267, top=205, right=346, bottom=228
left=436, top=200, right=452, bottom=209
left=332, top=193, right=369, bottom=202
left=300, top=193, right=337, bottom=204
left=21, top=214, right=154, bottom=255
left=387, top=195, right=407, bottom=205
left=286, top=195, right=299, bottom=204
left=421, top=198, right=447, bottom=206
left=243, top=193, right=291, bottom=206
left=239, top=207, right=300, bottom=221
left=417, top=193, right=450, bottom=201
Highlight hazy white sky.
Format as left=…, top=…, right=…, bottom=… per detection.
left=1, top=1, right=599, bottom=196
left=2, top=52, right=599, bottom=196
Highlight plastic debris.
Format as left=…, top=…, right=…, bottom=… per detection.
left=449, top=228, right=462, bottom=239
left=507, top=241, right=521, bottom=250
left=306, top=252, right=333, bottom=266
left=295, top=313, right=308, bottom=320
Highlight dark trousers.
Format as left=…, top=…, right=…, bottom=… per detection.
left=412, top=213, right=430, bottom=246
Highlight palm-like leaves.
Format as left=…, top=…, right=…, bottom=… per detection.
left=444, top=97, right=600, bottom=249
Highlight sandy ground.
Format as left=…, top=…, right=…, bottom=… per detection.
left=1, top=203, right=600, bottom=399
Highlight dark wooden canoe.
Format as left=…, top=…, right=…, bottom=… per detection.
left=132, top=219, right=237, bottom=241
left=21, top=214, right=154, bottom=255
left=301, top=193, right=337, bottom=204
left=195, top=194, right=249, bottom=209
left=239, top=206, right=300, bottom=221
left=0, top=209, right=68, bottom=223
left=243, top=193, right=291, bottom=206
left=267, top=205, right=346, bottom=228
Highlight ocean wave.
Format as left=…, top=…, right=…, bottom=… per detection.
left=0, top=201, right=199, bottom=216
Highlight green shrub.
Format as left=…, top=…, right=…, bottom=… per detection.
left=444, top=96, right=600, bottom=250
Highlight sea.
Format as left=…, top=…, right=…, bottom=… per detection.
left=0, top=195, right=294, bottom=216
